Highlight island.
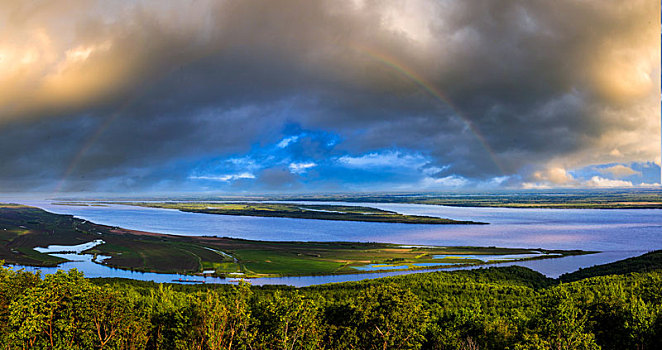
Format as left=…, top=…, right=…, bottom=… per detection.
left=57, top=201, right=488, bottom=224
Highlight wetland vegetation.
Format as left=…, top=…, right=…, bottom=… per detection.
left=0, top=204, right=583, bottom=278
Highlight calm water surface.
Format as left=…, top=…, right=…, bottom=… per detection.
left=5, top=200, right=661, bottom=286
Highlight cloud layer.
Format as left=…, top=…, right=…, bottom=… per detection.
left=0, top=0, right=659, bottom=193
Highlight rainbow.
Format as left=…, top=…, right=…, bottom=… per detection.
left=53, top=105, right=128, bottom=195
left=54, top=46, right=506, bottom=195
left=353, top=45, right=505, bottom=175
left=53, top=61, right=198, bottom=195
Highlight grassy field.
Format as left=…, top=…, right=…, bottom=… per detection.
left=146, top=189, right=660, bottom=209
left=67, top=201, right=487, bottom=224
left=282, top=189, right=662, bottom=208
left=59, top=188, right=662, bottom=209
left=0, top=204, right=588, bottom=277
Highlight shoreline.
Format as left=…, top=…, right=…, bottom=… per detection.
left=1, top=203, right=588, bottom=279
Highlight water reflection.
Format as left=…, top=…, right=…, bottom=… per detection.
left=2, top=199, right=659, bottom=286
left=16, top=200, right=661, bottom=251
left=35, top=239, right=105, bottom=253
left=431, top=253, right=561, bottom=261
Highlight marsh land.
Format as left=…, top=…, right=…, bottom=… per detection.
left=0, top=204, right=582, bottom=278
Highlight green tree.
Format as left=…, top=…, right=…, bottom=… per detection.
left=0, top=264, right=40, bottom=342
left=87, top=285, right=150, bottom=350
left=190, top=282, right=253, bottom=350
left=354, top=284, right=428, bottom=350
left=7, top=269, right=95, bottom=349
left=252, top=290, right=322, bottom=350
left=321, top=301, right=360, bottom=349
left=515, top=289, right=599, bottom=350
left=145, top=284, right=196, bottom=350
left=625, top=296, right=656, bottom=350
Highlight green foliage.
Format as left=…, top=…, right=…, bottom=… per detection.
left=190, top=283, right=253, bottom=350
left=89, top=287, right=150, bottom=349
left=353, top=284, right=428, bottom=349
left=0, top=265, right=660, bottom=349
left=144, top=284, right=196, bottom=349
left=7, top=269, right=94, bottom=349
left=251, top=290, right=322, bottom=349
left=515, top=289, right=600, bottom=349
left=4, top=269, right=149, bottom=349
left=0, top=264, right=41, bottom=340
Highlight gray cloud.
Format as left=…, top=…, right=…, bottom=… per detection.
left=0, top=0, right=658, bottom=192
left=256, top=167, right=301, bottom=190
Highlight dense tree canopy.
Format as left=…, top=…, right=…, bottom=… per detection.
left=0, top=264, right=660, bottom=349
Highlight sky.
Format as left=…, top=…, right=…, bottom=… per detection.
left=0, top=0, right=660, bottom=195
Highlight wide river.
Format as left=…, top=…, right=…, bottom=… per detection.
left=5, top=200, right=662, bottom=286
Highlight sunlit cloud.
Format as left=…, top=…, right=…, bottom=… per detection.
left=598, top=165, right=641, bottom=178
left=531, top=167, right=575, bottom=185
left=585, top=176, right=633, bottom=188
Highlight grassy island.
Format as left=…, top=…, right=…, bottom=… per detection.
left=78, top=201, right=488, bottom=224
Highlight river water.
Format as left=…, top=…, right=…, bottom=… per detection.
left=4, top=200, right=661, bottom=286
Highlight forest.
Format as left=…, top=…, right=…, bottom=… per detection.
left=1, top=251, right=661, bottom=349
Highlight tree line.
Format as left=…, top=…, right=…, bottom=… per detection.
left=1, top=264, right=661, bottom=349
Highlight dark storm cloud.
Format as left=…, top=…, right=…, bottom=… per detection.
left=0, top=0, right=658, bottom=192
